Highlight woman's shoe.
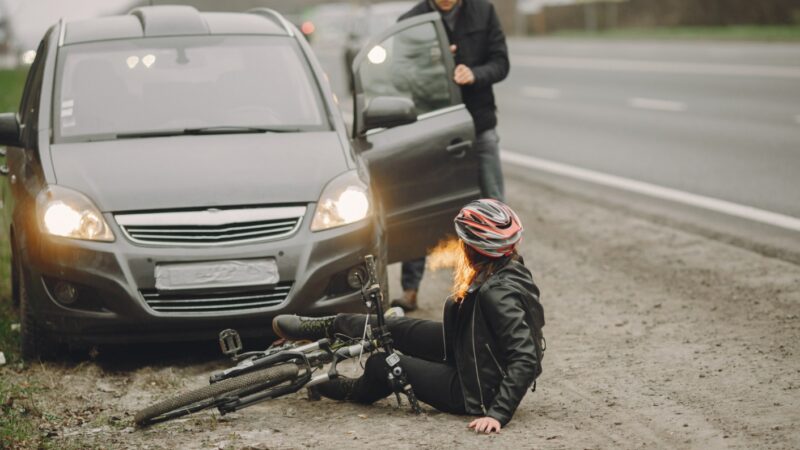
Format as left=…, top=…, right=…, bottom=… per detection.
left=316, top=376, right=358, bottom=401
left=272, top=315, right=335, bottom=341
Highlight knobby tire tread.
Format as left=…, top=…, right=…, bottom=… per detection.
left=134, top=363, right=299, bottom=426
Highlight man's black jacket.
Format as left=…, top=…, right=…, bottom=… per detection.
left=442, top=257, right=545, bottom=426
left=399, top=0, right=510, bottom=134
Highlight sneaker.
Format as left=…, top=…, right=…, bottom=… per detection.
left=272, top=315, right=335, bottom=341
left=316, top=376, right=358, bottom=401
left=390, top=289, right=418, bottom=312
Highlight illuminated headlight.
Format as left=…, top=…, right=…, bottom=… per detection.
left=36, top=186, right=114, bottom=242
left=311, top=171, right=371, bottom=231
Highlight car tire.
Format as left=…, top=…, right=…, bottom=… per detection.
left=17, top=254, right=57, bottom=361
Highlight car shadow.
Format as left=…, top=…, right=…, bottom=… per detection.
left=60, top=334, right=278, bottom=373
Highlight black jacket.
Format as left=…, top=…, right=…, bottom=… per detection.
left=442, top=257, right=545, bottom=426
left=400, top=0, right=510, bottom=134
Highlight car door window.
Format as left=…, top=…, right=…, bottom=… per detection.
left=357, top=21, right=454, bottom=116
left=350, top=14, right=479, bottom=262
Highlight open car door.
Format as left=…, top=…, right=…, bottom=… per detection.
left=351, top=12, right=480, bottom=263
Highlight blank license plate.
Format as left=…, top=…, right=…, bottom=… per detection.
left=155, top=259, right=279, bottom=291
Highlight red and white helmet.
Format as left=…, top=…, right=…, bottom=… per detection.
left=454, top=199, right=523, bottom=258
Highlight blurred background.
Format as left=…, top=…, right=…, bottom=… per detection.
left=0, top=0, right=799, bottom=296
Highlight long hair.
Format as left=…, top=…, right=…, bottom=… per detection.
left=452, top=240, right=512, bottom=301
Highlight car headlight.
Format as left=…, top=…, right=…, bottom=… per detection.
left=36, top=186, right=114, bottom=242
left=311, top=171, right=371, bottom=231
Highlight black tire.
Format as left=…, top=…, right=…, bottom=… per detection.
left=18, top=254, right=57, bottom=361
left=134, top=363, right=299, bottom=427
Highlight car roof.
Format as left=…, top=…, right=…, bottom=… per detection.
left=61, top=5, right=293, bottom=46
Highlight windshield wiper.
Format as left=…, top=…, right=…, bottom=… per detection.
left=115, top=130, right=187, bottom=139
left=183, top=126, right=301, bottom=135
left=115, top=127, right=301, bottom=139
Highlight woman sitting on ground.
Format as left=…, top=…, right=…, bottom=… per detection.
left=273, top=199, right=545, bottom=434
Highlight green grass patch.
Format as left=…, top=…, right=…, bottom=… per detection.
left=0, top=70, right=49, bottom=445
left=0, top=375, right=47, bottom=449
left=1, top=69, right=29, bottom=363
left=549, top=25, right=800, bottom=42
left=0, top=69, right=27, bottom=112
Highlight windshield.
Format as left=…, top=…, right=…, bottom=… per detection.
left=54, top=35, right=329, bottom=142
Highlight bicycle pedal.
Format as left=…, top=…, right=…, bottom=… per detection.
left=219, top=329, right=243, bottom=358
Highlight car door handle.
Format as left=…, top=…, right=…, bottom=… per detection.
left=446, top=140, right=472, bottom=158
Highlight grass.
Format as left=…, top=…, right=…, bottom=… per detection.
left=0, top=377, right=39, bottom=448
left=0, top=68, right=33, bottom=448
left=0, top=70, right=27, bottom=114
left=0, top=68, right=26, bottom=300
left=1, top=69, right=27, bottom=364
left=0, top=375, right=48, bottom=449
left=549, top=25, right=800, bottom=42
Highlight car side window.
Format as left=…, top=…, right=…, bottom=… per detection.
left=357, top=22, right=454, bottom=116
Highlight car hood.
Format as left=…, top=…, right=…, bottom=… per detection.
left=50, top=132, right=349, bottom=212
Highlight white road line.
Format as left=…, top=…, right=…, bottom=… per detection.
left=795, top=115, right=800, bottom=125
left=629, top=97, right=686, bottom=112
left=501, top=150, right=800, bottom=233
left=522, top=86, right=561, bottom=99
left=512, top=55, right=800, bottom=79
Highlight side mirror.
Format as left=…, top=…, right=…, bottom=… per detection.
left=0, top=113, right=21, bottom=147
left=362, top=96, right=417, bottom=133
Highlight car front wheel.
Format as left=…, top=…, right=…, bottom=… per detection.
left=17, top=254, right=57, bottom=361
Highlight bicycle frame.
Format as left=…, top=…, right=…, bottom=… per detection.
left=201, top=254, right=420, bottom=418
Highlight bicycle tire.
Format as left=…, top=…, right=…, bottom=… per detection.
left=135, top=363, right=299, bottom=427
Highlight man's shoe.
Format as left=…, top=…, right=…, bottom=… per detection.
left=272, top=315, right=335, bottom=341
left=390, top=289, right=418, bottom=312
left=316, top=376, right=358, bottom=401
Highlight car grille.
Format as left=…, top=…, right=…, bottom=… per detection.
left=115, top=206, right=306, bottom=246
left=141, top=282, right=293, bottom=313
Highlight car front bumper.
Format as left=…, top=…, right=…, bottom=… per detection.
left=19, top=207, right=379, bottom=344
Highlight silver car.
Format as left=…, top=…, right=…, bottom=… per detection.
left=0, top=6, right=478, bottom=359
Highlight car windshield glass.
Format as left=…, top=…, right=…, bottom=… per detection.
left=54, top=35, right=329, bottom=142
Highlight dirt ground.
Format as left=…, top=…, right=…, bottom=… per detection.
left=3, top=170, right=799, bottom=449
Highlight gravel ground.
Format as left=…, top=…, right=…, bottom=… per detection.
left=3, top=170, right=799, bottom=449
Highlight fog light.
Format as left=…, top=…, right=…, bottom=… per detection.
left=54, top=282, right=79, bottom=305
left=347, top=266, right=368, bottom=289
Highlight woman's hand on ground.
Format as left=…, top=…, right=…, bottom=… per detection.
left=468, top=416, right=501, bottom=434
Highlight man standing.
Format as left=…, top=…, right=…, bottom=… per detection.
left=392, top=0, right=510, bottom=311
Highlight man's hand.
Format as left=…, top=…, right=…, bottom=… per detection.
left=468, top=416, right=501, bottom=434
left=454, top=64, right=475, bottom=86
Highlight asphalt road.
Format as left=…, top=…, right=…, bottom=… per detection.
left=314, top=36, right=800, bottom=257
left=497, top=38, right=800, bottom=219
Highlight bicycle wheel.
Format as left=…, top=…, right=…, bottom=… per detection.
left=135, top=363, right=299, bottom=427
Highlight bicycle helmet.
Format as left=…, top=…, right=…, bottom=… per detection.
left=454, top=199, right=523, bottom=258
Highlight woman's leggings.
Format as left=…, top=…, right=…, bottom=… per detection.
left=332, top=313, right=467, bottom=415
